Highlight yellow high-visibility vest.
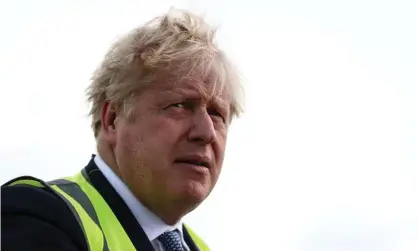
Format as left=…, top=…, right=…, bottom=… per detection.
left=6, top=170, right=210, bottom=251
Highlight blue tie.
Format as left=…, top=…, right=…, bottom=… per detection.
left=157, top=230, right=185, bottom=251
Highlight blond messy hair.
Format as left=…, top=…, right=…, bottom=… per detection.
left=86, top=9, right=244, bottom=138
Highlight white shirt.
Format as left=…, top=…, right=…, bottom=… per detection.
left=94, top=155, right=190, bottom=251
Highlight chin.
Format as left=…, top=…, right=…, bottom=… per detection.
left=177, top=180, right=210, bottom=205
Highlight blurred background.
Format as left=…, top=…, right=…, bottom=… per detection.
left=0, top=0, right=417, bottom=250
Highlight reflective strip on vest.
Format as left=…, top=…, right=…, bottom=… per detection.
left=63, top=171, right=136, bottom=251
left=6, top=174, right=210, bottom=251
left=48, top=179, right=110, bottom=251
left=7, top=178, right=105, bottom=251
left=51, top=185, right=106, bottom=251
left=184, top=224, right=210, bottom=251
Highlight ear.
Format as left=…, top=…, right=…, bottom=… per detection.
left=101, top=102, right=118, bottom=144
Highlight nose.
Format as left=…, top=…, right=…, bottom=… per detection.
left=188, top=110, right=216, bottom=144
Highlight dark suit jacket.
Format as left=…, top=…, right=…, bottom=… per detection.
left=1, top=157, right=202, bottom=251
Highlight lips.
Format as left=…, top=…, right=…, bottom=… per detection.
left=174, top=155, right=211, bottom=169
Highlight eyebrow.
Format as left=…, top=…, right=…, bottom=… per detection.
left=158, top=82, right=230, bottom=111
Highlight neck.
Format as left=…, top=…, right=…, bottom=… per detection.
left=140, top=197, right=196, bottom=225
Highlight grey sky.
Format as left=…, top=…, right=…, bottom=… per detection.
left=1, top=0, right=417, bottom=250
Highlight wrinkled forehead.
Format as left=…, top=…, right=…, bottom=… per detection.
left=152, top=59, right=232, bottom=105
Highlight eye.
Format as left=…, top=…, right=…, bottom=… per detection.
left=171, top=103, right=186, bottom=109
left=168, top=101, right=193, bottom=111
left=208, top=108, right=225, bottom=123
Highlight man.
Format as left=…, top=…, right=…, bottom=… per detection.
left=1, top=9, right=243, bottom=251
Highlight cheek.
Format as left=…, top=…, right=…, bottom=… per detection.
left=114, top=127, right=141, bottom=174
left=118, top=125, right=141, bottom=152
left=152, top=119, right=185, bottom=144
left=213, top=134, right=228, bottom=176
left=114, top=120, right=150, bottom=166
left=118, top=119, right=181, bottom=164
left=114, top=124, right=157, bottom=186
left=216, top=130, right=228, bottom=157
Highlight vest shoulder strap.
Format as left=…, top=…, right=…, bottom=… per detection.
left=5, top=176, right=106, bottom=251
left=4, top=175, right=47, bottom=188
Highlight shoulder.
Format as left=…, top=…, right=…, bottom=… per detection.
left=1, top=176, right=88, bottom=251
left=3, top=176, right=64, bottom=213
left=2, top=176, right=72, bottom=223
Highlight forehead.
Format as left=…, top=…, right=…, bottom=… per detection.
left=149, top=65, right=231, bottom=104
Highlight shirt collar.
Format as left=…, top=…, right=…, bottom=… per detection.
left=93, top=154, right=184, bottom=241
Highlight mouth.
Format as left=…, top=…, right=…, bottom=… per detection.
left=174, top=156, right=210, bottom=169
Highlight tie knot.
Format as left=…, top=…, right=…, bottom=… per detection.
left=157, top=230, right=185, bottom=251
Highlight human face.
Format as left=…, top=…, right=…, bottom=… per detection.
left=110, top=71, right=231, bottom=216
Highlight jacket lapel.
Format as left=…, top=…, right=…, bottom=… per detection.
left=84, top=157, right=156, bottom=251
